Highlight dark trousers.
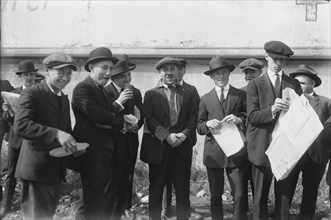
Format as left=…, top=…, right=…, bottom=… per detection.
left=149, top=146, right=191, bottom=220
left=162, top=179, right=172, bottom=211
left=274, top=153, right=326, bottom=220
left=20, top=179, right=60, bottom=219
left=243, top=161, right=254, bottom=212
left=206, top=166, right=247, bottom=220
left=2, top=147, right=20, bottom=210
left=251, top=165, right=273, bottom=220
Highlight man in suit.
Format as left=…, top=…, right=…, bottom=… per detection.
left=323, top=118, right=331, bottom=220
left=239, top=58, right=264, bottom=92
left=197, top=56, right=247, bottom=220
left=274, top=64, right=331, bottom=219
left=161, top=58, right=200, bottom=219
left=246, top=41, right=302, bottom=220
left=140, top=57, right=198, bottom=220
left=71, top=47, right=125, bottom=220
left=1, top=60, right=37, bottom=218
left=13, top=53, right=78, bottom=219
left=104, top=55, right=145, bottom=219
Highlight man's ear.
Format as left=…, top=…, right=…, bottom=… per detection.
left=264, top=53, right=269, bottom=61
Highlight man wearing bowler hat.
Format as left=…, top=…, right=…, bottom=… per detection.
left=140, top=57, right=198, bottom=220
left=1, top=60, right=38, bottom=218
left=197, top=56, right=247, bottom=220
left=13, top=53, right=78, bottom=219
left=104, top=55, right=145, bottom=219
left=246, top=41, right=302, bottom=220
left=274, top=65, right=331, bottom=219
left=71, top=47, right=126, bottom=219
left=239, top=58, right=264, bottom=91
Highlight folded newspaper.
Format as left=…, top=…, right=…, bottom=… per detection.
left=266, top=88, right=323, bottom=180
left=1, top=92, right=20, bottom=113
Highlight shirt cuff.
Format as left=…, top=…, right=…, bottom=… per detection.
left=115, top=100, right=124, bottom=110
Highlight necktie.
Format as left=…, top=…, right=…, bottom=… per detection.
left=169, top=87, right=177, bottom=127
left=275, top=73, right=281, bottom=98
left=220, top=88, right=225, bottom=103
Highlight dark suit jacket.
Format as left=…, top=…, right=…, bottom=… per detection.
left=246, top=72, right=302, bottom=166
left=2, top=87, right=23, bottom=149
left=71, top=76, right=123, bottom=174
left=0, top=80, right=14, bottom=134
left=197, top=85, right=247, bottom=168
left=13, top=81, right=71, bottom=185
left=306, top=93, right=331, bottom=165
left=140, top=84, right=198, bottom=165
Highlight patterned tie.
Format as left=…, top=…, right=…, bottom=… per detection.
left=169, top=86, right=177, bottom=127
left=275, top=73, right=281, bottom=98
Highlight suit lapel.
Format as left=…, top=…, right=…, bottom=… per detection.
left=176, top=85, right=185, bottom=113
left=210, top=89, right=225, bottom=118
left=156, top=87, right=171, bottom=119
left=39, top=81, right=61, bottom=113
left=261, top=73, right=276, bottom=103
left=225, top=86, right=239, bottom=115
left=309, top=93, right=319, bottom=109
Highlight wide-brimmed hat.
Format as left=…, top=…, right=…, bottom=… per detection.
left=289, top=64, right=321, bottom=87
left=239, top=58, right=264, bottom=71
left=43, top=53, right=77, bottom=71
left=16, top=60, right=38, bottom=75
left=204, top=56, right=235, bottom=75
left=118, top=54, right=136, bottom=69
left=264, top=41, right=294, bottom=59
left=84, top=47, right=119, bottom=72
left=110, top=60, right=135, bottom=78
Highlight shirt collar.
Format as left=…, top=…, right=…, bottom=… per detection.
left=22, top=85, right=27, bottom=90
left=46, top=82, right=62, bottom=96
left=112, top=82, right=122, bottom=93
left=215, top=83, right=230, bottom=92
left=267, top=69, right=283, bottom=78
left=162, top=82, right=176, bottom=89
left=178, top=80, right=184, bottom=86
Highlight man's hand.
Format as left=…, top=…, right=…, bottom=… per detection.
left=126, top=123, right=138, bottom=133
left=206, top=119, right=222, bottom=130
left=222, top=114, right=242, bottom=124
left=56, top=130, right=77, bottom=153
left=2, top=103, right=14, bottom=116
left=271, top=98, right=289, bottom=115
left=175, top=133, right=187, bottom=143
left=165, top=133, right=181, bottom=147
left=116, top=89, right=133, bottom=105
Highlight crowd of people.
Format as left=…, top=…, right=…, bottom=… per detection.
left=0, top=40, right=330, bottom=220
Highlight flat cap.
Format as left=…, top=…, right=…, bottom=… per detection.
left=264, top=41, right=294, bottom=59
left=43, top=53, right=77, bottom=71
left=177, top=58, right=187, bottom=67
left=239, top=58, right=264, bottom=71
left=155, top=57, right=179, bottom=70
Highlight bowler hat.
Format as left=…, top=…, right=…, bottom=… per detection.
left=289, top=64, right=321, bottom=87
left=118, top=54, right=136, bottom=69
left=204, top=56, right=235, bottom=75
left=239, top=58, right=264, bottom=71
left=84, top=47, right=119, bottom=72
left=155, top=57, right=179, bottom=70
left=264, top=41, right=294, bottom=59
left=177, top=58, right=187, bottom=67
left=110, top=60, right=135, bottom=78
left=43, top=53, right=77, bottom=71
left=16, top=60, right=38, bottom=75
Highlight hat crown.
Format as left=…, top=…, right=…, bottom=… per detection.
left=43, top=53, right=75, bottom=67
left=17, top=60, right=37, bottom=73
left=209, top=56, right=230, bottom=70
left=155, top=57, right=179, bottom=70
left=295, top=64, right=317, bottom=75
left=177, top=58, right=187, bottom=67
left=264, top=40, right=294, bottom=58
left=89, top=47, right=114, bottom=60
left=239, top=58, right=263, bottom=69
left=110, top=60, right=135, bottom=77
left=118, top=54, right=136, bottom=67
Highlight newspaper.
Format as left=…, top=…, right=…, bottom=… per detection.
left=211, top=122, right=244, bottom=157
left=1, top=91, right=20, bottom=113
left=266, top=88, right=323, bottom=180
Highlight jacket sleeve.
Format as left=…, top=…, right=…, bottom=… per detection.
left=180, top=90, right=199, bottom=138
left=197, top=96, right=210, bottom=135
left=135, top=89, right=146, bottom=130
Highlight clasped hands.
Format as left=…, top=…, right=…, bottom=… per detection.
left=56, top=130, right=85, bottom=157
left=206, top=114, right=242, bottom=130
left=165, top=133, right=187, bottom=148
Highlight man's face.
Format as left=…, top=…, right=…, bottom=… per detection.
left=265, top=53, right=285, bottom=73
left=210, top=68, right=230, bottom=88
left=295, top=75, right=315, bottom=94
left=46, top=66, right=72, bottom=90
left=243, top=69, right=262, bottom=82
left=177, top=65, right=186, bottom=81
left=20, top=71, right=36, bottom=87
left=159, top=64, right=178, bottom=85
left=112, top=71, right=131, bottom=89
left=89, top=60, right=114, bottom=86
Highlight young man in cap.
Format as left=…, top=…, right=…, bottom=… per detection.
left=71, top=47, right=126, bottom=220
left=1, top=60, right=38, bottom=218
left=104, top=55, right=145, bottom=219
left=246, top=41, right=302, bottom=220
left=13, top=53, right=78, bottom=219
left=239, top=58, right=264, bottom=91
left=274, top=64, right=331, bottom=219
left=141, top=57, right=198, bottom=220
left=197, top=56, right=247, bottom=220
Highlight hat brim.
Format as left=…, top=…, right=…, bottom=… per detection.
left=267, top=52, right=290, bottom=59
left=84, top=57, right=119, bottom=72
left=52, top=63, right=77, bottom=71
left=289, top=72, right=321, bottom=87
left=16, top=69, right=39, bottom=75
left=204, top=65, right=235, bottom=75
left=242, top=66, right=260, bottom=72
left=111, top=65, right=136, bottom=78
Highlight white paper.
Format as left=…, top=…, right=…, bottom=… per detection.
left=266, top=89, right=324, bottom=180
left=1, top=91, right=20, bottom=113
left=211, top=122, right=244, bottom=157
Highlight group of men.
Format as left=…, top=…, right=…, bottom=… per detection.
left=0, top=40, right=330, bottom=220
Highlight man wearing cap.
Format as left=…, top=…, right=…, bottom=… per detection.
left=239, top=58, right=264, bottom=91
left=274, top=64, right=331, bottom=219
left=13, top=53, right=78, bottom=219
left=140, top=57, right=198, bottom=220
left=104, top=55, right=145, bottom=219
left=246, top=41, right=302, bottom=220
left=197, top=56, right=247, bottom=220
left=71, top=47, right=125, bottom=219
left=1, top=60, right=38, bottom=218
